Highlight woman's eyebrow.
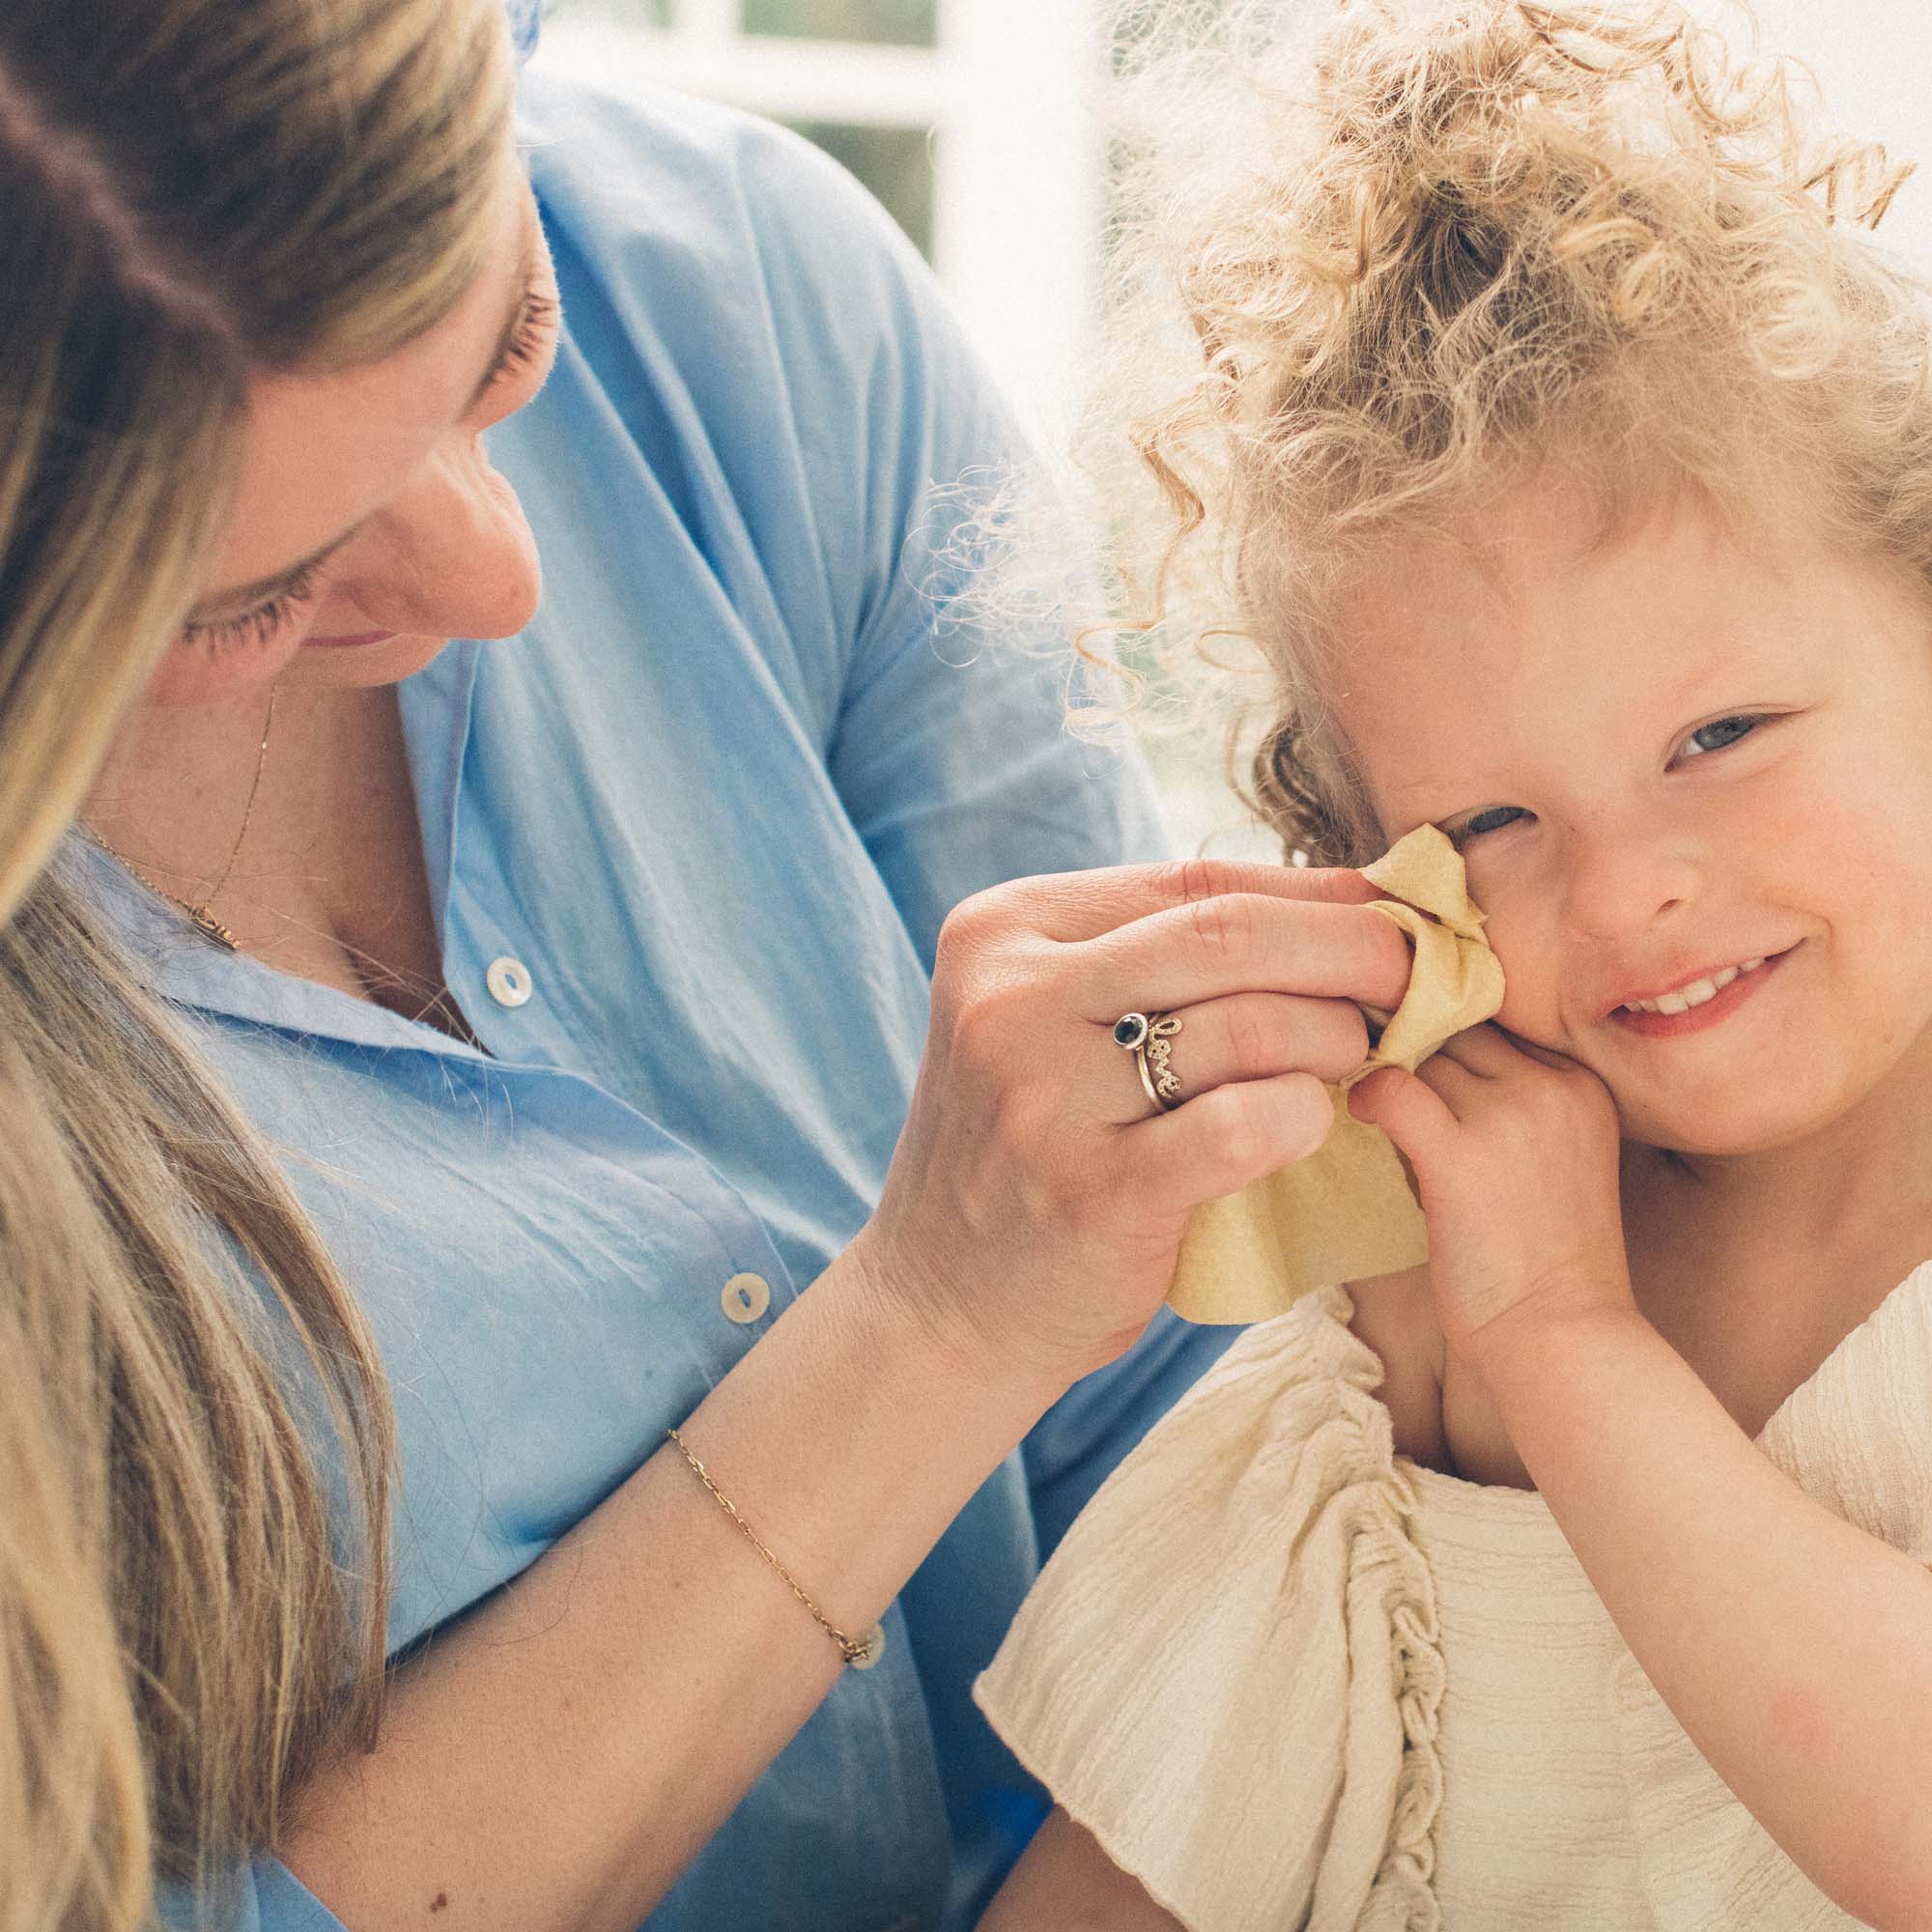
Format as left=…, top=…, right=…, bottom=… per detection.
left=185, top=208, right=541, bottom=622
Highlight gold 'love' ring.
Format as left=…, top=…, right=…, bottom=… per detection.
left=1112, top=1009, right=1184, bottom=1114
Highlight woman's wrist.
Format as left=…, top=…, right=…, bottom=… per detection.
left=822, top=1226, right=1077, bottom=1447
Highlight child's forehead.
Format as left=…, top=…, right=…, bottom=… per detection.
left=1330, top=469, right=1816, bottom=653
left=1321, top=495, right=1872, bottom=782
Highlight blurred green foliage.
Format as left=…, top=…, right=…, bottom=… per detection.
left=547, top=2, right=940, bottom=257
left=787, top=120, right=934, bottom=257
left=743, top=0, right=936, bottom=46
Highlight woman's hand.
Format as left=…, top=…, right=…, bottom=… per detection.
left=1346, top=1022, right=1635, bottom=1378
left=850, top=858, right=1416, bottom=1399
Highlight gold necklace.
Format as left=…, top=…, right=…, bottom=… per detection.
left=89, top=688, right=277, bottom=951
left=83, top=693, right=488, bottom=1048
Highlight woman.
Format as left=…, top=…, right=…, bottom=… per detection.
left=0, top=3, right=1409, bottom=1928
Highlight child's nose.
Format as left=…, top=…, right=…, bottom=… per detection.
left=1561, top=826, right=1701, bottom=940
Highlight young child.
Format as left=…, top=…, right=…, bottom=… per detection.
left=972, top=3, right=1932, bottom=1927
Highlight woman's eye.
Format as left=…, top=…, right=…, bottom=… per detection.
left=1459, top=805, right=1528, bottom=838
left=179, top=562, right=323, bottom=652
left=1678, top=714, right=1763, bottom=759
left=492, top=288, right=558, bottom=387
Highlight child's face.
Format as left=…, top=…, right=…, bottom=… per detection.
left=1328, top=481, right=1932, bottom=1156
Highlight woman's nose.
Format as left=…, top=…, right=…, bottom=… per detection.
left=325, top=435, right=542, bottom=642
left=1560, top=822, right=1702, bottom=940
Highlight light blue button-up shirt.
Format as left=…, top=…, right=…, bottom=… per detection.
left=139, top=69, right=1239, bottom=1932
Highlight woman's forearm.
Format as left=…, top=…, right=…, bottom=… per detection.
left=279, top=1247, right=1062, bottom=1932
left=278, top=857, right=1415, bottom=1930
left=1480, top=1305, right=1932, bottom=1931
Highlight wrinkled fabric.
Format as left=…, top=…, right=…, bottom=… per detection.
left=505, top=0, right=541, bottom=65
left=980, top=1273, right=1932, bottom=1927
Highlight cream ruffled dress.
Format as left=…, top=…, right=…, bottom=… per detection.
left=975, top=1267, right=1932, bottom=1931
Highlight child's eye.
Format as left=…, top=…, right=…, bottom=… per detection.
left=1677, top=714, right=1763, bottom=760
left=1458, top=805, right=1529, bottom=839
left=179, top=562, right=324, bottom=652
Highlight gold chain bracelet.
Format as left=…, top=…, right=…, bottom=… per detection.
left=665, top=1427, right=882, bottom=1668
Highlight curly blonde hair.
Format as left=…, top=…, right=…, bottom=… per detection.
left=1076, top=0, right=1927, bottom=863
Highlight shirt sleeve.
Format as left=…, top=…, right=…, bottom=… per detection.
left=723, top=117, right=1172, bottom=967
left=715, top=132, right=1254, bottom=1536
left=689, top=119, right=1245, bottom=1529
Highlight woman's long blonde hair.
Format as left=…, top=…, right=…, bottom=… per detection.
left=0, top=3, right=509, bottom=1924
left=1064, top=0, right=1932, bottom=862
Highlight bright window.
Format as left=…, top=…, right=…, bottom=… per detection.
left=533, top=0, right=1105, bottom=442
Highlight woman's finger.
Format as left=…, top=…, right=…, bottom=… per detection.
left=1099, top=991, right=1370, bottom=1124
left=1123, top=1069, right=1337, bottom=1214
left=1078, top=895, right=1415, bottom=1020
left=993, top=855, right=1388, bottom=947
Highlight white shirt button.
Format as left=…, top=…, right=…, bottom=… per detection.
left=485, top=956, right=534, bottom=1008
left=721, top=1272, right=772, bottom=1324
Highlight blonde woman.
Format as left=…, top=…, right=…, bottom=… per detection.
left=1, top=2, right=1416, bottom=1928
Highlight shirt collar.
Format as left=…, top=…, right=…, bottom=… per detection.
left=72, top=638, right=486, bottom=1057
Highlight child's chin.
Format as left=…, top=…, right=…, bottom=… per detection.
left=1614, top=1084, right=1857, bottom=1160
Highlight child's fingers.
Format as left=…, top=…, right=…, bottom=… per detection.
left=1412, top=1053, right=1484, bottom=1114
left=1494, top=1029, right=1590, bottom=1075
left=1427, top=1023, right=1524, bottom=1078
left=1432, top=1024, right=1595, bottom=1085
left=1346, top=1064, right=1457, bottom=1161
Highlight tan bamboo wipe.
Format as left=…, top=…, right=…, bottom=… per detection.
left=1168, top=825, right=1506, bottom=1324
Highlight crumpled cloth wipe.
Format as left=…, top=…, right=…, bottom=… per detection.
left=1167, top=823, right=1506, bottom=1325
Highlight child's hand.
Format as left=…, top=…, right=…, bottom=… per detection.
left=1347, top=1024, right=1634, bottom=1378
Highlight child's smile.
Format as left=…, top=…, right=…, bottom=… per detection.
left=1605, top=944, right=1788, bottom=1037
left=1327, top=476, right=1932, bottom=1159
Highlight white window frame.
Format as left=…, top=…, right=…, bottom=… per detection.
left=531, top=0, right=1106, bottom=442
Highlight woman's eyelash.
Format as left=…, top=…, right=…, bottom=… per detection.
left=495, top=288, right=558, bottom=384
left=180, top=562, right=323, bottom=652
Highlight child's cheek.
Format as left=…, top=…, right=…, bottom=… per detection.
left=1470, top=901, right=1566, bottom=1048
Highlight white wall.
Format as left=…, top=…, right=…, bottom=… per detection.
left=1751, top=0, right=1932, bottom=267
left=531, top=3, right=1106, bottom=449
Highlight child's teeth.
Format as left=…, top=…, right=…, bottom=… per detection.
left=1624, top=957, right=1767, bottom=1016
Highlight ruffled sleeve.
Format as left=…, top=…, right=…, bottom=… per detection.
left=975, top=1288, right=1443, bottom=1932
